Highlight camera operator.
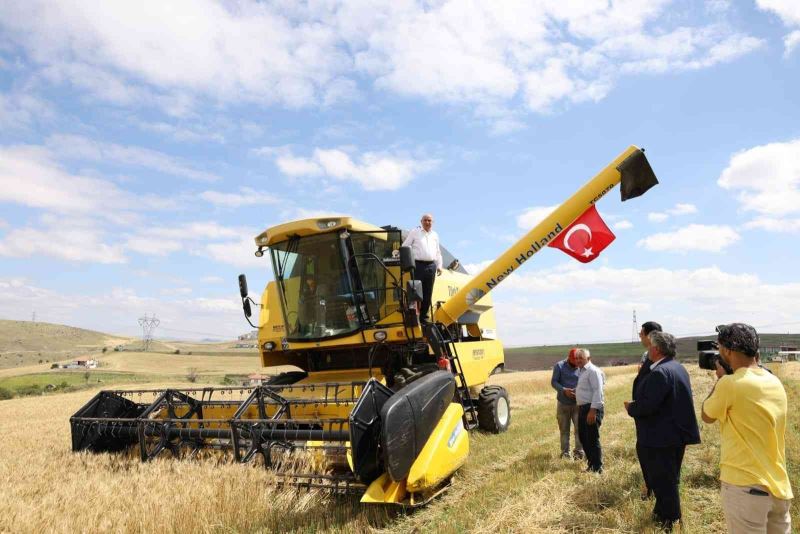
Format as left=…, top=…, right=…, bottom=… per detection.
left=701, top=323, right=793, bottom=533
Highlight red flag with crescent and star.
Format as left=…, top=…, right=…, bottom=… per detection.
left=548, top=205, right=615, bottom=263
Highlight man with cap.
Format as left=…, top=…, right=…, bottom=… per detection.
left=551, top=348, right=583, bottom=459
left=702, top=323, right=793, bottom=534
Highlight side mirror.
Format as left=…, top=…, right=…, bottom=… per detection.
left=399, top=246, right=415, bottom=272
left=238, top=274, right=249, bottom=299
left=447, top=259, right=460, bottom=271
left=243, top=299, right=252, bottom=318
left=406, top=280, right=423, bottom=303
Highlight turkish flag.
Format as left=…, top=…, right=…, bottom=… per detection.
left=548, top=205, right=615, bottom=263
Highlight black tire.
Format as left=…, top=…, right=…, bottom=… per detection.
left=477, top=385, right=510, bottom=433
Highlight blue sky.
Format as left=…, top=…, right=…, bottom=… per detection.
left=0, top=0, right=799, bottom=345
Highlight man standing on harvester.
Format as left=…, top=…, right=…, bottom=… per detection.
left=403, top=213, right=443, bottom=324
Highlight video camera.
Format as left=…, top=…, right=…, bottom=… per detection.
left=697, top=340, right=733, bottom=375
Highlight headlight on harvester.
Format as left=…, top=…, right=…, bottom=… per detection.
left=373, top=331, right=387, bottom=342
left=317, top=219, right=339, bottom=229
left=263, top=341, right=276, bottom=351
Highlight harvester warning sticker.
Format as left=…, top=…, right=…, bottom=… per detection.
left=448, top=420, right=464, bottom=448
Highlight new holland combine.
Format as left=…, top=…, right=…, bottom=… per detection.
left=71, top=146, right=658, bottom=505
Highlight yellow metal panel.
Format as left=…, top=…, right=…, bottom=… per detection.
left=406, top=403, right=469, bottom=493
left=361, top=473, right=408, bottom=504
left=435, top=145, right=640, bottom=326
left=455, top=339, right=504, bottom=388
left=255, top=217, right=385, bottom=247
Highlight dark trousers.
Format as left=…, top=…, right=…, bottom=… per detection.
left=578, top=404, right=603, bottom=471
left=638, top=444, right=686, bottom=522
left=415, top=260, right=437, bottom=323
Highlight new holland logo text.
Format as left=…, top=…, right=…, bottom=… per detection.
left=486, top=221, right=563, bottom=290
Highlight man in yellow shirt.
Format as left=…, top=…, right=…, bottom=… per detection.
left=702, top=323, right=793, bottom=534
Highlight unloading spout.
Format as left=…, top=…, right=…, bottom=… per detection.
left=433, top=146, right=658, bottom=327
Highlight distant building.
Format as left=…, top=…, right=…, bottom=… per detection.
left=247, top=373, right=270, bottom=386
left=238, top=330, right=258, bottom=341
left=65, top=359, right=97, bottom=369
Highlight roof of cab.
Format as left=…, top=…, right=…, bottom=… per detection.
left=254, top=217, right=386, bottom=247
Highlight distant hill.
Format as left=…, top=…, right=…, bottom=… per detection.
left=0, top=320, right=132, bottom=369
left=504, top=333, right=800, bottom=371
left=0, top=320, right=256, bottom=371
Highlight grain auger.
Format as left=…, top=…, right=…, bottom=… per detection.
left=71, top=146, right=658, bottom=505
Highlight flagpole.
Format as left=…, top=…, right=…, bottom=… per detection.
left=434, top=145, right=643, bottom=327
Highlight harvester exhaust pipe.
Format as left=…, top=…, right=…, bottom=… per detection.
left=434, top=146, right=658, bottom=327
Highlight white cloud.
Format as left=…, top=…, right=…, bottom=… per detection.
left=0, top=144, right=151, bottom=219
left=202, top=237, right=267, bottom=269
left=706, top=0, right=731, bottom=13
left=46, top=134, right=219, bottom=182
left=612, top=220, right=633, bottom=230
left=124, top=236, right=183, bottom=257
left=478, top=263, right=800, bottom=345
left=201, top=276, right=225, bottom=284
left=0, top=91, right=54, bottom=130
left=0, top=1, right=764, bottom=130
left=717, top=138, right=800, bottom=217
left=160, top=287, right=193, bottom=296
left=785, top=30, right=800, bottom=56
left=200, top=187, right=280, bottom=207
left=670, top=203, right=698, bottom=215
left=756, top=0, right=800, bottom=25
left=647, top=203, right=697, bottom=223
left=275, top=154, right=324, bottom=177
left=0, top=218, right=126, bottom=264
left=756, top=0, right=800, bottom=55
left=135, top=120, right=226, bottom=143
left=516, top=205, right=558, bottom=230
left=743, top=217, right=800, bottom=233
left=637, top=224, right=740, bottom=252
left=273, top=148, right=438, bottom=191
left=122, top=221, right=256, bottom=259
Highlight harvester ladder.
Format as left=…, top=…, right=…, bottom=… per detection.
left=428, top=324, right=479, bottom=430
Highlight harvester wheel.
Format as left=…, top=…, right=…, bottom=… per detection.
left=477, top=385, right=510, bottom=433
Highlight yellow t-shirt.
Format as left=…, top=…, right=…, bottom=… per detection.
left=703, top=367, right=793, bottom=499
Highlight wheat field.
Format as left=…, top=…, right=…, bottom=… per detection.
left=0, top=364, right=797, bottom=533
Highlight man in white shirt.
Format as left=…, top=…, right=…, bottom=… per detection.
left=575, top=348, right=606, bottom=473
left=402, top=213, right=443, bottom=324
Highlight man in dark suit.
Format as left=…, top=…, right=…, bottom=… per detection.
left=632, top=320, right=662, bottom=499
left=625, top=331, right=701, bottom=530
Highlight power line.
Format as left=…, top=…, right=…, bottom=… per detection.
left=138, top=313, right=160, bottom=351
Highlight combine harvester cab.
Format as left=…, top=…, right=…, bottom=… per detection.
left=71, top=146, right=659, bottom=506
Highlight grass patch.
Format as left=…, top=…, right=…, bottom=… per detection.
left=0, top=371, right=166, bottom=398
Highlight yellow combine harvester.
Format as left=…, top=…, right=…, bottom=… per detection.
left=71, top=146, right=658, bottom=506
